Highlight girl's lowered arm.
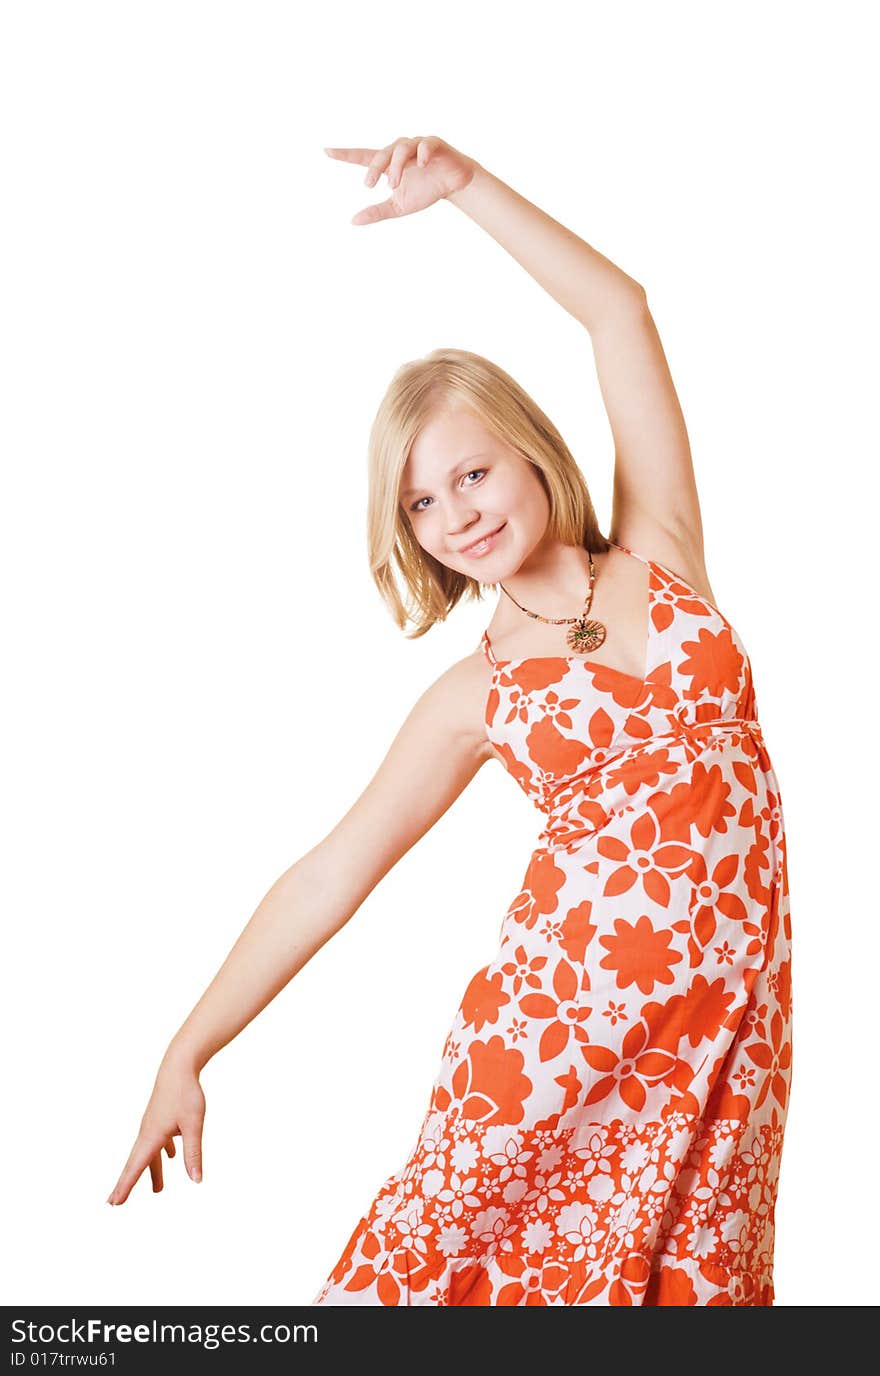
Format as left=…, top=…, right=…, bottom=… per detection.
left=163, top=657, right=490, bottom=1078
left=107, top=652, right=491, bottom=1204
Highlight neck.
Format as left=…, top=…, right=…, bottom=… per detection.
left=499, top=539, right=593, bottom=616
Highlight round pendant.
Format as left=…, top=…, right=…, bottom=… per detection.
left=566, top=617, right=606, bottom=655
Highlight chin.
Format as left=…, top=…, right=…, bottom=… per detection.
left=457, top=554, right=509, bottom=578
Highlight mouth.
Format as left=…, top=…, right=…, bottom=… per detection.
left=459, top=522, right=506, bottom=557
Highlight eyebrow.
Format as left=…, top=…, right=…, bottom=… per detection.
left=400, top=453, right=489, bottom=500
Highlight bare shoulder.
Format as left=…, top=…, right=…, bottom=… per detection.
left=609, top=518, right=718, bottom=607
left=417, top=646, right=498, bottom=767
left=291, top=645, right=498, bottom=921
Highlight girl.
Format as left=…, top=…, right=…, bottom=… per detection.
left=108, top=136, right=792, bottom=1307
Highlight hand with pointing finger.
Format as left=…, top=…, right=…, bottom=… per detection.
left=106, top=1055, right=206, bottom=1205
left=324, top=135, right=478, bottom=225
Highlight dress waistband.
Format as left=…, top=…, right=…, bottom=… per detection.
left=665, top=709, right=766, bottom=754
left=536, top=709, right=770, bottom=851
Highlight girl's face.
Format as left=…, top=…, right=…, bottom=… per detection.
left=400, top=407, right=551, bottom=580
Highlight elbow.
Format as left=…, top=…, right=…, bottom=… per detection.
left=608, top=279, right=650, bottom=325
left=627, top=279, right=649, bottom=310
left=587, top=281, right=649, bottom=337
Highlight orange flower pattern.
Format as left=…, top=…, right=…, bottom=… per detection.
left=314, top=541, right=792, bottom=1307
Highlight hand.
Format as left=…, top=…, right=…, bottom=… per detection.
left=106, top=1055, right=206, bottom=1205
left=324, top=135, right=478, bottom=226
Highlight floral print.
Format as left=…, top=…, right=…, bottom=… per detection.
left=313, top=541, right=791, bottom=1306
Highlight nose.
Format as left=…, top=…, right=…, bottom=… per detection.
left=446, top=500, right=482, bottom=538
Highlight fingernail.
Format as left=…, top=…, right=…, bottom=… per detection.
left=191, top=1168, right=201, bottom=1182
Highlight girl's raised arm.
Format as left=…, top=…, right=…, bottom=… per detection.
left=328, top=137, right=707, bottom=580
left=106, top=651, right=492, bottom=1205
left=446, top=160, right=705, bottom=569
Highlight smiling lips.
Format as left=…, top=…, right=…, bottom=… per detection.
left=460, top=522, right=506, bottom=556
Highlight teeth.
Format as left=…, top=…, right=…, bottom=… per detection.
left=467, top=529, right=498, bottom=553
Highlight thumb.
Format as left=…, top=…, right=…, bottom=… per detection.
left=181, top=1120, right=203, bottom=1182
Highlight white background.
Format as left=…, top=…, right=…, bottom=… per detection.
left=2, top=0, right=876, bottom=1307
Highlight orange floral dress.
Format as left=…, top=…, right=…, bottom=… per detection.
left=313, top=540, right=792, bottom=1307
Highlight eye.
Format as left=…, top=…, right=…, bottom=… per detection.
left=409, top=469, right=487, bottom=514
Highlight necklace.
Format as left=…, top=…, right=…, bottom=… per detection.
left=499, top=547, right=607, bottom=656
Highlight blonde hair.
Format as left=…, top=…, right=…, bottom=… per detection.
left=368, top=347, right=610, bottom=640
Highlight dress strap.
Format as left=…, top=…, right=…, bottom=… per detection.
left=479, top=628, right=498, bottom=666
left=606, top=538, right=651, bottom=568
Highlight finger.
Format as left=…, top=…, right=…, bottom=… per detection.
left=416, top=136, right=440, bottom=167
left=323, top=146, right=378, bottom=166
left=364, top=144, right=395, bottom=189
left=107, top=1144, right=146, bottom=1205
left=181, top=1120, right=203, bottom=1183
left=150, top=1150, right=164, bottom=1194
left=165, top=1136, right=176, bottom=1158
left=387, top=137, right=417, bottom=190
left=351, top=199, right=403, bottom=227
left=107, top=1133, right=165, bottom=1205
